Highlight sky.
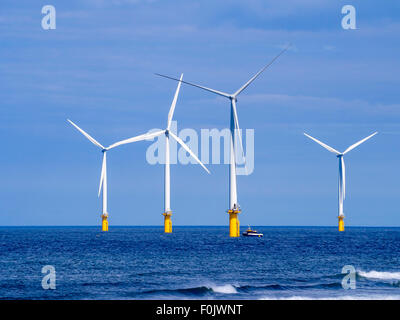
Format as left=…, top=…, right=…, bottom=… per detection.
left=1, top=0, right=400, bottom=227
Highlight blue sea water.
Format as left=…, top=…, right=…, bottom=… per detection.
left=1, top=226, right=400, bottom=300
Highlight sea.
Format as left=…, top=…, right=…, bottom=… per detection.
left=1, top=226, right=400, bottom=300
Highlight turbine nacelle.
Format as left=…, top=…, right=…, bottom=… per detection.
left=229, top=96, right=237, bottom=102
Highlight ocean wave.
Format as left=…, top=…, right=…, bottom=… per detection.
left=140, top=283, right=239, bottom=297
left=358, top=270, right=400, bottom=280
left=208, top=284, right=238, bottom=294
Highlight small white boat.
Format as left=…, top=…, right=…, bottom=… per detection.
left=242, top=226, right=263, bottom=237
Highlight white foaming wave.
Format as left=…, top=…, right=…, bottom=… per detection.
left=358, top=270, right=400, bottom=280
left=208, top=284, right=238, bottom=294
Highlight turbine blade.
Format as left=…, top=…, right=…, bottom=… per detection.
left=155, top=73, right=231, bottom=98
left=167, top=74, right=183, bottom=130
left=98, top=152, right=106, bottom=197
left=67, top=119, right=104, bottom=149
left=169, top=131, right=210, bottom=174
left=343, top=132, right=378, bottom=155
left=233, top=44, right=291, bottom=97
left=231, top=100, right=246, bottom=165
left=303, top=133, right=341, bottom=155
left=107, top=130, right=165, bottom=149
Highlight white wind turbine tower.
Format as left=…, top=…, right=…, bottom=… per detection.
left=304, top=132, right=378, bottom=231
left=107, top=74, right=210, bottom=233
left=155, top=46, right=290, bottom=237
left=68, top=119, right=123, bottom=232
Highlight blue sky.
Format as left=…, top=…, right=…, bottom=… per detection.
left=1, top=0, right=400, bottom=226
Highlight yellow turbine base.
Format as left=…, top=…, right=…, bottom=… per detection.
left=338, top=216, right=344, bottom=232
left=163, top=212, right=172, bottom=233
left=101, top=214, right=109, bottom=232
left=228, top=210, right=240, bottom=237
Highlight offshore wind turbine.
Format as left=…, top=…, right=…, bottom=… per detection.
left=68, top=119, right=122, bottom=232
left=304, top=132, right=378, bottom=231
left=155, top=46, right=290, bottom=237
left=107, top=74, right=210, bottom=233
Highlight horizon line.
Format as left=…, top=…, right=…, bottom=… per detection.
left=0, top=225, right=399, bottom=228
